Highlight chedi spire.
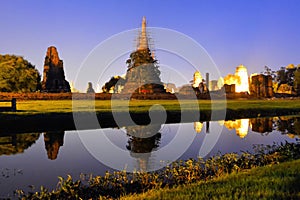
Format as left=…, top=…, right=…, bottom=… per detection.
left=137, top=16, right=149, bottom=51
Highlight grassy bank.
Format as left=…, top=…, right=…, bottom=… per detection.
left=2, top=98, right=300, bottom=114
left=16, top=142, right=300, bottom=199
left=1, top=99, right=300, bottom=133
left=123, top=159, right=300, bottom=200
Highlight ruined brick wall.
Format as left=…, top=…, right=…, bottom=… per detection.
left=250, top=74, right=273, bottom=98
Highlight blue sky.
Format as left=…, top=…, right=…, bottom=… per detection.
left=1, top=0, right=299, bottom=91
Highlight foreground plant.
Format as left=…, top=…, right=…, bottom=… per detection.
left=16, top=141, right=300, bottom=199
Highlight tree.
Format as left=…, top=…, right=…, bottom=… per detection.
left=262, top=66, right=276, bottom=80
left=102, top=76, right=125, bottom=93
left=0, top=55, right=41, bottom=92
left=276, top=67, right=287, bottom=84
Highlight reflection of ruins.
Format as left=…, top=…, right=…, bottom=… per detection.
left=249, top=116, right=300, bottom=138
left=43, top=131, right=65, bottom=160
left=274, top=116, right=300, bottom=138
left=224, top=119, right=249, bottom=138
left=194, top=122, right=203, bottom=133
left=125, top=124, right=161, bottom=171
left=194, top=121, right=210, bottom=133
left=250, top=118, right=273, bottom=134
left=0, top=133, right=40, bottom=156
left=224, top=116, right=300, bottom=139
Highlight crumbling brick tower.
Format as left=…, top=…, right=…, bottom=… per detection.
left=42, top=46, right=71, bottom=93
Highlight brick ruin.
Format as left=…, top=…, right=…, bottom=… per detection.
left=41, top=46, right=71, bottom=93
left=250, top=74, right=273, bottom=98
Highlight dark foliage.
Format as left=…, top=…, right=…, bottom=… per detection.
left=0, top=55, right=41, bottom=92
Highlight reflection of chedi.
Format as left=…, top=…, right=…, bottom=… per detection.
left=41, top=46, right=71, bottom=93
left=194, top=122, right=203, bottom=133
left=126, top=124, right=161, bottom=153
left=121, top=17, right=165, bottom=94
left=125, top=124, right=161, bottom=171
left=224, top=119, right=249, bottom=138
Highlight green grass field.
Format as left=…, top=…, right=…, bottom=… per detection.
left=1, top=98, right=300, bottom=115
left=122, top=159, right=300, bottom=200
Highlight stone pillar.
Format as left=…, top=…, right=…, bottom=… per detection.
left=206, top=73, right=209, bottom=90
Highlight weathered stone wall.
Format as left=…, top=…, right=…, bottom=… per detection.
left=250, top=74, right=273, bottom=98
left=250, top=118, right=273, bottom=133
left=224, top=84, right=235, bottom=93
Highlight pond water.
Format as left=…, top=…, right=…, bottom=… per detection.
left=0, top=115, right=299, bottom=198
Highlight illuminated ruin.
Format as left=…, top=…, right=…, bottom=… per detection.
left=224, top=65, right=250, bottom=93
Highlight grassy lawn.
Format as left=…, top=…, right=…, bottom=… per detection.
left=2, top=98, right=300, bottom=115
left=122, top=159, right=300, bottom=200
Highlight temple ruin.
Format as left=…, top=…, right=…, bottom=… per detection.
left=250, top=74, right=273, bottom=98
left=121, top=17, right=165, bottom=95
left=41, top=46, right=71, bottom=93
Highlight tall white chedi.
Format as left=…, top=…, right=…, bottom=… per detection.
left=235, top=64, right=249, bottom=93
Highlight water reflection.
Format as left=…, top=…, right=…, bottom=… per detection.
left=0, top=118, right=299, bottom=161
left=250, top=118, right=273, bottom=134
left=194, top=121, right=211, bottom=133
left=0, top=133, right=40, bottom=156
left=275, top=116, right=300, bottom=138
left=194, top=122, right=203, bottom=133
left=1, top=116, right=300, bottom=197
left=125, top=125, right=161, bottom=171
left=1, top=116, right=299, bottom=160
left=222, top=119, right=250, bottom=138
left=219, top=117, right=300, bottom=139
left=44, top=131, right=65, bottom=160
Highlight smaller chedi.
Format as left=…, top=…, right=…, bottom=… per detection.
left=192, top=71, right=203, bottom=88
left=86, top=82, right=95, bottom=93
left=178, top=70, right=209, bottom=96
left=41, top=46, right=71, bottom=92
